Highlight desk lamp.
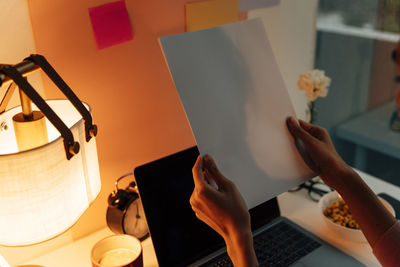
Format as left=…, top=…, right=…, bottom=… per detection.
left=0, top=55, right=101, bottom=246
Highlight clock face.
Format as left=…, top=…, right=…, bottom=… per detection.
left=123, top=199, right=149, bottom=240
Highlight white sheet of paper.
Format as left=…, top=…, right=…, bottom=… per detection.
left=160, top=18, right=314, bottom=208
left=239, top=0, right=280, bottom=12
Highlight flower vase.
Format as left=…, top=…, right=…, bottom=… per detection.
left=390, top=110, right=400, bottom=131
left=307, top=102, right=317, bottom=124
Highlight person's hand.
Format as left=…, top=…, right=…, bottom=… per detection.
left=287, top=117, right=399, bottom=256
left=190, top=155, right=258, bottom=267
left=190, top=155, right=250, bottom=240
left=286, top=116, right=355, bottom=189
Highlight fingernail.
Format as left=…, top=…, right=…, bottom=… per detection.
left=203, top=155, right=216, bottom=170
left=287, top=116, right=295, bottom=125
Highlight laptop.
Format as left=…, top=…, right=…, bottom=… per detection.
left=134, top=146, right=364, bottom=267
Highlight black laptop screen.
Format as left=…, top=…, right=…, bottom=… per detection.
left=134, top=146, right=280, bottom=267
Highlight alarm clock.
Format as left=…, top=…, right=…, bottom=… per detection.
left=106, top=172, right=149, bottom=241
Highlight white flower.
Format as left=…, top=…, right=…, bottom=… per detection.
left=298, top=69, right=331, bottom=101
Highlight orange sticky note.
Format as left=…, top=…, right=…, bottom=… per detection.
left=185, top=0, right=239, bottom=32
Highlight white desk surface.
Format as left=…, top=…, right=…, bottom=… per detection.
left=18, top=169, right=399, bottom=267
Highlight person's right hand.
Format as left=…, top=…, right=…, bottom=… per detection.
left=286, top=116, right=355, bottom=189
left=287, top=117, right=399, bottom=257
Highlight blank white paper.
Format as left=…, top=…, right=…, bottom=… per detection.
left=160, top=19, right=314, bottom=209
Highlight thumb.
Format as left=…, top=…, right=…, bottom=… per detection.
left=286, top=117, right=315, bottom=145
left=203, top=155, right=229, bottom=188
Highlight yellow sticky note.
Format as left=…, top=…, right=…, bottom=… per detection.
left=185, top=0, right=239, bottom=32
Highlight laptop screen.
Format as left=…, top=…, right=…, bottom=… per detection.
left=134, top=146, right=280, bottom=267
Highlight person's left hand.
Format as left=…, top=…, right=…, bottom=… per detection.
left=190, top=155, right=258, bottom=267
left=190, top=154, right=250, bottom=239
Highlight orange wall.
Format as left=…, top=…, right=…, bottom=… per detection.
left=27, top=0, right=196, bottom=237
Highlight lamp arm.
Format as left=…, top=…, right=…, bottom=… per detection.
left=0, top=66, right=79, bottom=160
left=0, top=82, right=17, bottom=115
left=26, top=54, right=97, bottom=142
left=0, top=61, right=39, bottom=87
left=0, top=61, right=39, bottom=115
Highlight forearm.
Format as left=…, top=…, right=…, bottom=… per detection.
left=332, top=168, right=396, bottom=246
left=225, top=230, right=258, bottom=267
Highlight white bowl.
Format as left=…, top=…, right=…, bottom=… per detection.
left=318, top=191, right=395, bottom=243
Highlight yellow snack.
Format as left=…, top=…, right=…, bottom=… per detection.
left=323, top=199, right=360, bottom=229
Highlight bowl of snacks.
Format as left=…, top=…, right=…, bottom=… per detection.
left=318, top=191, right=395, bottom=243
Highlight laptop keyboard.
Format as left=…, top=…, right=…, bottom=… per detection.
left=200, top=221, right=321, bottom=267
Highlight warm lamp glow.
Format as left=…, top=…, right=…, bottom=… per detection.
left=0, top=100, right=101, bottom=246
left=0, top=253, right=10, bottom=267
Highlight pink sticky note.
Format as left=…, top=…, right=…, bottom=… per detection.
left=89, top=0, right=133, bottom=50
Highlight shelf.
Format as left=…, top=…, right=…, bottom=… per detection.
left=336, top=101, right=400, bottom=161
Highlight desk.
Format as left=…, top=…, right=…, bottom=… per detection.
left=17, top=170, right=400, bottom=267
left=336, top=101, right=400, bottom=170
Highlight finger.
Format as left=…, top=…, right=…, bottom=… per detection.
left=203, top=155, right=229, bottom=188
left=189, top=192, right=197, bottom=208
left=286, top=117, right=316, bottom=145
left=190, top=187, right=214, bottom=207
left=192, top=155, right=205, bottom=189
left=298, top=119, right=314, bottom=131
left=299, top=120, right=330, bottom=142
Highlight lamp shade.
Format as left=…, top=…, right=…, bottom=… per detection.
left=0, top=99, right=101, bottom=246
